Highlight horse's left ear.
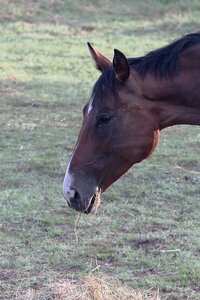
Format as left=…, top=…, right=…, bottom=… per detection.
left=113, top=49, right=130, bottom=82
left=87, top=42, right=112, bottom=72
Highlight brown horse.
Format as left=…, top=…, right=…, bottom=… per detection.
left=63, top=33, right=200, bottom=214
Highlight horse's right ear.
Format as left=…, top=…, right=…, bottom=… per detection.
left=113, top=49, right=130, bottom=82
left=87, top=42, right=111, bottom=73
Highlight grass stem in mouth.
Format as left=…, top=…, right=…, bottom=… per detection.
left=92, top=191, right=101, bottom=214
left=84, top=190, right=101, bottom=214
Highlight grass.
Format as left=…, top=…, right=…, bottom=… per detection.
left=0, top=0, right=200, bottom=299
left=18, top=273, right=161, bottom=300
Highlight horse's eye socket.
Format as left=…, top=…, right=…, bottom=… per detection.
left=97, top=115, right=112, bottom=126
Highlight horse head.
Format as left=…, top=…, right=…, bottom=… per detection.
left=63, top=44, right=159, bottom=213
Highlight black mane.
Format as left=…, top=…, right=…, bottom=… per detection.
left=92, top=33, right=200, bottom=96
left=129, top=32, right=200, bottom=78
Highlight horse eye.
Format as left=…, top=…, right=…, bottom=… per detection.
left=97, top=115, right=112, bottom=126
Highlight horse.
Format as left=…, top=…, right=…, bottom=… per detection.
left=63, top=32, right=200, bottom=214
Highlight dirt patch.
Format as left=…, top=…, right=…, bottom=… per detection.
left=150, top=222, right=171, bottom=232
left=178, top=160, right=200, bottom=172
left=132, top=238, right=166, bottom=252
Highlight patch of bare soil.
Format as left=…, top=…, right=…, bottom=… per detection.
left=178, top=160, right=200, bottom=172
left=132, top=238, right=166, bottom=252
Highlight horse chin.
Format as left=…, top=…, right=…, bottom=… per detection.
left=84, top=191, right=101, bottom=214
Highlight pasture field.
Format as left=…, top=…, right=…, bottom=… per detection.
left=0, top=1, right=200, bottom=299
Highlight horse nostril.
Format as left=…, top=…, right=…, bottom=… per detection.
left=63, top=184, right=86, bottom=212
left=73, top=190, right=81, bottom=203
left=64, top=187, right=83, bottom=210
left=71, top=189, right=86, bottom=212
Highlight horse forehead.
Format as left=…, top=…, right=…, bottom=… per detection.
left=86, top=93, right=114, bottom=115
left=86, top=94, right=97, bottom=116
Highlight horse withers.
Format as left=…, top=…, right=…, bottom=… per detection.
left=63, top=33, right=200, bottom=214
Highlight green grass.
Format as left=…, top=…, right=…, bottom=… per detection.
left=0, top=1, right=200, bottom=299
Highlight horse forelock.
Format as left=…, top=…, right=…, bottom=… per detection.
left=93, top=67, right=117, bottom=95
left=89, top=67, right=121, bottom=110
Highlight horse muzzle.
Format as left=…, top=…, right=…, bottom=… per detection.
left=63, top=171, right=100, bottom=214
left=63, top=187, right=98, bottom=214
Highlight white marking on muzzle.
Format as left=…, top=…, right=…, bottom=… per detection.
left=63, top=155, right=75, bottom=204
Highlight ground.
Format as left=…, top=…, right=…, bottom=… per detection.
left=0, top=1, right=200, bottom=299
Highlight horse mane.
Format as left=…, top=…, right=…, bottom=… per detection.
left=129, top=32, right=200, bottom=78
left=92, top=33, right=200, bottom=96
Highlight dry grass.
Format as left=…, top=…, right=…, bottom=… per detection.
left=18, top=274, right=161, bottom=300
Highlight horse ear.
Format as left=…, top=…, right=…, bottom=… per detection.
left=87, top=42, right=111, bottom=72
left=113, top=49, right=130, bottom=82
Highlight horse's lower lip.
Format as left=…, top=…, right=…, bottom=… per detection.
left=84, top=195, right=96, bottom=214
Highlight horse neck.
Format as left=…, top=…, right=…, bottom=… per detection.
left=153, top=101, right=200, bottom=129
left=134, top=70, right=200, bottom=130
